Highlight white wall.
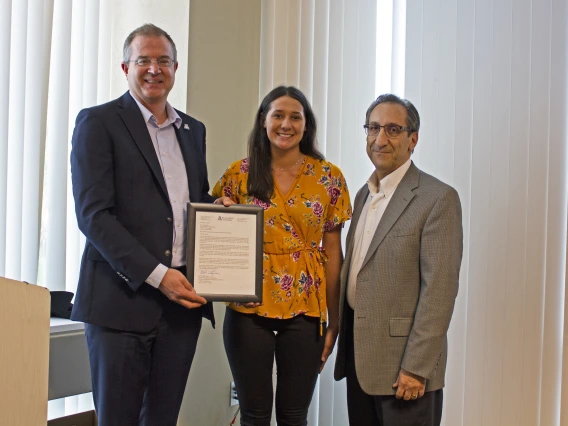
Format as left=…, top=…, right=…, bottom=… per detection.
left=186, top=0, right=262, bottom=186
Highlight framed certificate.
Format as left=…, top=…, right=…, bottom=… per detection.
left=186, top=203, right=263, bottom=302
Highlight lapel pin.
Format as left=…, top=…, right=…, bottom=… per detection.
left=184, top=124, right=190, bottom=130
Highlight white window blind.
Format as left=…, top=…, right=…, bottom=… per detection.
left=405, top=0, right=568, bottom=425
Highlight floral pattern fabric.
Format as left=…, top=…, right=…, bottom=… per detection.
left=212, top=156, right=352, bottom=323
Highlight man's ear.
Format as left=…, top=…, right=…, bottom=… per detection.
left=121, top=62, right=129, bottom=77
left=411, top=132, right=418, bottom=152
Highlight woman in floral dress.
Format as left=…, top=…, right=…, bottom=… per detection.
left=212, top=86, right=352, bottom=426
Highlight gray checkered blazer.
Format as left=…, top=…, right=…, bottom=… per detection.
left=334, top=162, right=463, bottom=395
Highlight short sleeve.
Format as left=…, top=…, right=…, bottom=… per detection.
left=211, top=160, right=244, bottom=202
left=323, top=165, right=352, bottom=232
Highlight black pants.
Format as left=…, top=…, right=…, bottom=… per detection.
left=85, top=302, right=202, bottom=426
left=224, top=307, right=325, bottom=426
left=344, top=306, right=443, bottom=426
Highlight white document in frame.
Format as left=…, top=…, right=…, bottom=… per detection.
left=193, top=210, right=257, bottom=295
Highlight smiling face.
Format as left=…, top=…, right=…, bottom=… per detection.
left=263, top=96, right=306, bottom=155
left=121, top=35, right=178, bottom=109
left=366, top=102, right=418, bottom=180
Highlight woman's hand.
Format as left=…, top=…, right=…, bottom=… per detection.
left=213, top=196, right=235, bottom=206
left=320, top=325, right=339, bottom=372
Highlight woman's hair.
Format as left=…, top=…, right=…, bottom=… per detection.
left=247, top=86, right=324, bottom=203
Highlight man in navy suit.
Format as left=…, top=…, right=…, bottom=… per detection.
left=70, top=24, right=214, bottom=426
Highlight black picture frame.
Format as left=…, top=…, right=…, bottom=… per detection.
left=186, top=202, right=263, bottom=302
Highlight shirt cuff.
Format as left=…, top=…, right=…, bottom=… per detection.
left=146, top=264, right=168, bottom=288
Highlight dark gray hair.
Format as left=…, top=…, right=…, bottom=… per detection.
left=365, top=93, right=420, bottom=133
left=122, top=24, right=177, bottom=64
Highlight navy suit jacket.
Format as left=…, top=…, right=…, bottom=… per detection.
left=70, top=91, right=214, bottom=332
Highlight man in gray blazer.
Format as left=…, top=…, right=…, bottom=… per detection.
left=334, top=94, right=463, bottom=426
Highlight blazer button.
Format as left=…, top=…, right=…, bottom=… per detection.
left=165, top=250, right=171, bottom=257
left=166, top=217, right=173, bottom=223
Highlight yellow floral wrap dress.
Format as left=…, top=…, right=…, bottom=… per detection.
left=212, top=156, right=352, bottom=327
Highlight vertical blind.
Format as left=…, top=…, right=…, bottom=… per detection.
left=0, top=0, right=108, bottom=294
left=0, top=0, right=102, bottom=292
left=405, top=0, right=568, bottom=425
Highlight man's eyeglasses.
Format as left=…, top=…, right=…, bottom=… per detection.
left=128, top=57, right=175, bottom=68
left=363, top=123, right=414, bottom=138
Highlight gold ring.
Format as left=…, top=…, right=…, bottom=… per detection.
left=411, top=394, right=417, bottom=399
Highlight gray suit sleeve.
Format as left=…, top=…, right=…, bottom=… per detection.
left=400, top=187, right=463, bottom=379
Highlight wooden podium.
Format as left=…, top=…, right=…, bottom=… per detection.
left=0, top=276, right=51, bottom=426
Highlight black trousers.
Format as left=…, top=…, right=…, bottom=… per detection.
left=344, top=306, right=443, bottom=426
left=223, top=307, right=325, bottom=426
left=85, top=296, right=202, bottom=426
